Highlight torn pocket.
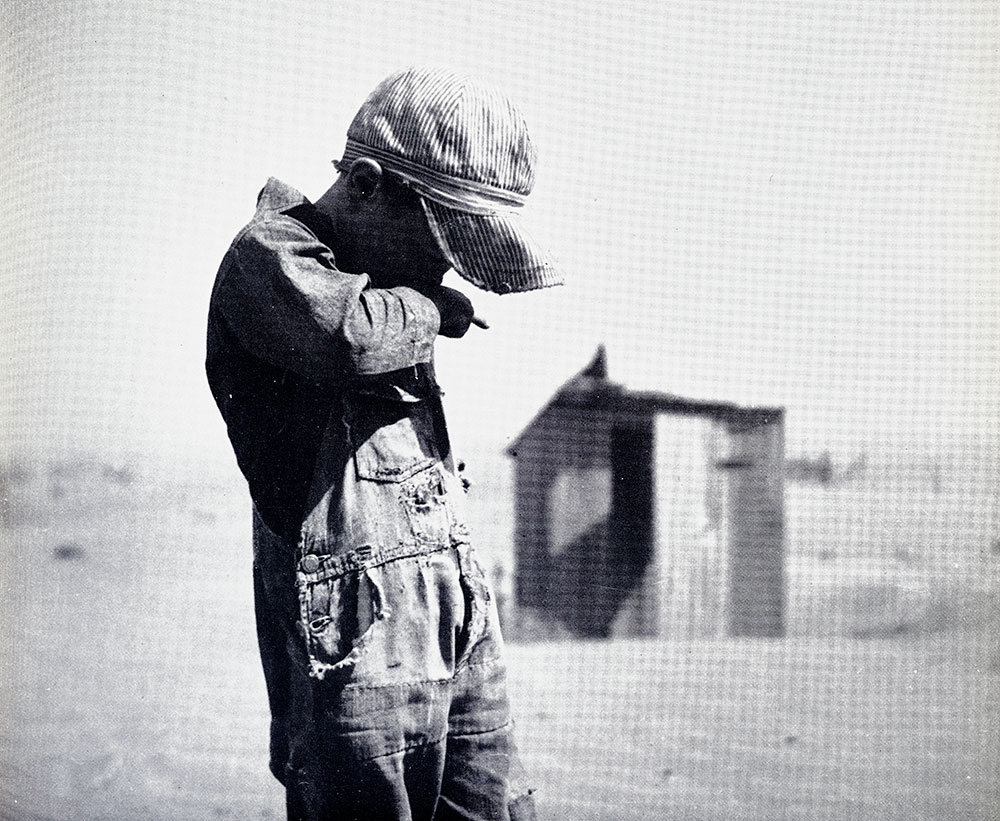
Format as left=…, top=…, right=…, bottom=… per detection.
left=297, top=556, right=389, bottom=680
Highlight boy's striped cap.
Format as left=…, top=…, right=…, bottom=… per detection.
left=338, top=66, right=563, bottom=295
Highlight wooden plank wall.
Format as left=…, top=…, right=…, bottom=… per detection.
left=649, top=414, right=727, bottom=638
left=722, top=417, right=786, bottom=637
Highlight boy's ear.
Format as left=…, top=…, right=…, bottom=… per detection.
left=346, top=158, right=383, bottom=201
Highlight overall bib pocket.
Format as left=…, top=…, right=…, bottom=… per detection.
left=347, top=393, right=440, bottom=482
left=346, top=393, right=454, bottom=545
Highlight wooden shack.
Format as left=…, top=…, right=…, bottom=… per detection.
left=506, top=347, right=785, bottom=639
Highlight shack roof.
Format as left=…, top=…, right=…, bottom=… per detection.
left=505, top=346, right=784, bottom=457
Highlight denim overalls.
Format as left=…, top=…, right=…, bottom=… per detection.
left=208, top=179, right=534, bottom=820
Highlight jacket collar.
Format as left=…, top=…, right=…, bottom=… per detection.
left=256, top=177, right=308, bottom=213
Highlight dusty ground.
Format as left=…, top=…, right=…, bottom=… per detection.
left=1, top=456, right=997, bottom=819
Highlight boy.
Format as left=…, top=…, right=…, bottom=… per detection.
left=206, top=66, right=561, bottom=820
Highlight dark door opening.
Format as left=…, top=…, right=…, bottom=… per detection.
left=587, top=422, right=654, bottom=636
left=611, top=423, right=654, bottom=564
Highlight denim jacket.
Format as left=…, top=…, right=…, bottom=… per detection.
left=206, top=179, right=473, bottom=681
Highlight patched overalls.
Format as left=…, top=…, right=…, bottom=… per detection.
left=208, top=179, right=534, bottom=821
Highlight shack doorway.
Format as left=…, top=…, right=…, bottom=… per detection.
left=604, top=422, right=655, bottom=634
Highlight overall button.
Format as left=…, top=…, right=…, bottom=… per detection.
left=300, top=554, right=322, bottom=573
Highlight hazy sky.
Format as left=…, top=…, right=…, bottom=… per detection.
left=1, top=0, right=996, bottom=469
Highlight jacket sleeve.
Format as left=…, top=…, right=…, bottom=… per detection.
left=212, top=215, right=440, bottom=380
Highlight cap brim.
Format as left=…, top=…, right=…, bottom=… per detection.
left=422, top=199, right=564, bottom=295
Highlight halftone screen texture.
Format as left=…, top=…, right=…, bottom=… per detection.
left=1, top=1, right=996, bottom=819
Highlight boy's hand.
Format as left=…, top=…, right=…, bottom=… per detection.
left=427, top=286, right=476, bottom=338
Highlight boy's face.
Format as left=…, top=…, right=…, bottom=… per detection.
left=353, top=176, right=451, bottom=291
